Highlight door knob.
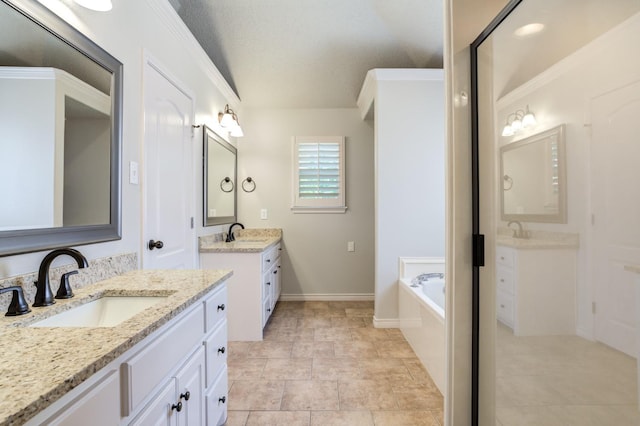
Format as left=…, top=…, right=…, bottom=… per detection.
left=148, top=240, right=164, bottom=250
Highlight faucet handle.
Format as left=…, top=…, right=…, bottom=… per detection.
left=55, top=271, right=78, bottom=300
left=0, top=286, right=31, bottom=316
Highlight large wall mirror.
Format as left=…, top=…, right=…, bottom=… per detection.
left=0, top=0, right=122, bottom=256
left=203, top=125, right=237, bottom=226
left=500, top=124, right=566, bottom=223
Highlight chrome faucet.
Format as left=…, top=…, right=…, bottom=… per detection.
left=507, top=221, right=529, bottom=239
left=225, top=222, right=245, bottom=242
left=33, top=248, right=88, bottom=307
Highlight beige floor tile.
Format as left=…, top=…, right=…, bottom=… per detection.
left=228, top=380, right=284, bottom=410
left=384, top=328, right=407, bottom=340
left=301, top=301, right=331, bottom=310
left=372, top=410, right=439, bottom=425
left=333, top=340, right=379, bottom=358
left=313, top=307, right=347, bottom=318
left=277, top=328, right=315, bottom=342
left=224, top=410, right=249, bottom=425
left=248, top=341, right=293, bottom=358
left=246, top=411, right=310, bottom=426
left=228, top=341, right=252, bottom=359
left=312, top=357, right=361, bottom=380
left=359, top=358, right=414, bottom=382
left=314, top=327, right=353, bottom=341
left=391, top=382, right=444, bottom=410
left=280, top=380, right=339, bottom=410
left=228, top=358, right=267, bottom=380
left=330, top=317, right=367, bottom=328
left=298, top=317, right=333, bottom=328
left=345, top=307, right=374, bottom=317
left=310, top=410, right=374, bottom=425
left=432, top=408, right=444, bottom=425
left=376, top=340, right=418, bottom=358
left=329, top=301, right=374, bottom=309
left=351, top=328, right=392, bottom=341
left=403, top=359, right=438, bottom=386
left=268, top=317, right=299, bottom=329
left=261, top=358, right=312, bottom=380
left=338, top=379, right=398, bottom=410
left=291, top=341, right=335, bottom=358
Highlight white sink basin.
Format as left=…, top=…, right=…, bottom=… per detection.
left=29, top=296, right=167, bottom=328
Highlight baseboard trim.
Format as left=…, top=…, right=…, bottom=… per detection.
left=279, top=293, right=374, bottom=302
left=373, top=316, right=400, bottom=328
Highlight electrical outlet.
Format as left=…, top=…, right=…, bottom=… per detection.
left=260, top=209, right=268, bottom=220
left=347, top=241, right=355, bottom=252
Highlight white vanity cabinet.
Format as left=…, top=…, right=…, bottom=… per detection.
left=200, top=241, right=282, bottom=341
left=496, top=245, right=576, bottom=335
left=27, top=281, right=228, bottom=426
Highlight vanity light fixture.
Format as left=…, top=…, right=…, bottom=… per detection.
left=73, top=0, right=113, bottom=11
left=501, top=105, right=537, bottom=137
left=218, top=104, right=244, bottom=138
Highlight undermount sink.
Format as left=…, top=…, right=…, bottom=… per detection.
left=29, top=296, right=167, bottom=328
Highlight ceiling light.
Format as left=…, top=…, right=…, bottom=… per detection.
left=522, top=105, right=537, bottom=128
left=514, top=23, right=545, bottom=37
left=73, top=0, right=112, bottom=11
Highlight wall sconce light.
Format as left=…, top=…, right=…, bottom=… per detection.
left=501, top=105, right=536, bottom=137
left=73, top=0, right=113, bottom=11
left=218, top=104, right=243, bottom=138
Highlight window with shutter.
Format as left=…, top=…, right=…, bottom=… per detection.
left=292, top=136, right=346, bottom=213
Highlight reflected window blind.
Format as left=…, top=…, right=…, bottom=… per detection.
left=297, top=142, right=340, bottom=199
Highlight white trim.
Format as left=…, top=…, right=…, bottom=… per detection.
left=279, top=293, right=374, bottom=302
left=290, top=206, right=347, bottom=214
left=372, top=316, right=400, bottom=328
left=144, top=0, right=240, bottom=108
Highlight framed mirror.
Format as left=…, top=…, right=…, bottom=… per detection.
left=500, top=125, right=566, bottom=223
left=0, top=0, right=122, bottom=256
left=203, top=125, right=237, bottom=226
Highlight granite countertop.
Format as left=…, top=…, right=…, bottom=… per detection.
left=0, top=269, right=231, bottom=426
left=199, top=228, right=282, bottom=253
left=496, top=229, right=579, bottom=249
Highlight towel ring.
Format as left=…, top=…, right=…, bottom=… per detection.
left=242, top=177, right=256, bottom=193
left=220, top=177, right=234, bottom=193
left=503, top=175, right=513, bottom=191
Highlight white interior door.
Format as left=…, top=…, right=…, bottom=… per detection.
left=143, top=58, right=195, bottom=269
left=591, top=80, right=640, bottom=357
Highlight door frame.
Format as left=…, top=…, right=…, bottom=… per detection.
left=141, top=51, right=197, bottom=269
left=469, top=1, right=523, bottom=425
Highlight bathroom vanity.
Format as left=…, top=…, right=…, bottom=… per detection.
left=0, top=269, right=230, bottom=426
left=199, top=229, right=282, bottom=341
left=496, top=234, right=578, bottom=336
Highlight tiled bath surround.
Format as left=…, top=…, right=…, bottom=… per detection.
left=0, top=252, right=137, bottom=312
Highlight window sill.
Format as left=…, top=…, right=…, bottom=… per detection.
left=291, top=206, right=348, bottom=214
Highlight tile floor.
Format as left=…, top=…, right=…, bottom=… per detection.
left=496, top=322, right=640, bottom=425
left=225, top=301, right=444, bottom=426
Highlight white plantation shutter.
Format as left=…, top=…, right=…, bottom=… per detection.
left=292, top=136, right=346, bottom=213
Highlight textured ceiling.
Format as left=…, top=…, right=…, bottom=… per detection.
left=169, top=0, right=443, bottom=108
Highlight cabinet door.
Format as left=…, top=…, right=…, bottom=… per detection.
left=205, top=365, right=228, bottom=426
left=131, top=379, right=177, bottom=426
left=176, top=347, right=205, bottom=426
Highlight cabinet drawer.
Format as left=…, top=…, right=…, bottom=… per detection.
left=123, top=303, right=204, bottom=415
left=263, top=297, right=272, bottom=327
left=261, top=242, right=281, bottom=272
left=496, top=246, right=515, bottom=268
left=262, top=270, right=273, bottom=301
left=496, top=267, right=515, bottom=295
left=497, top=291, right=514, bottom=327
left=204, top=283, right=228, bottom=333
left=205, top=365, right=228, bottom=426
left=204, top=319, right=228, bottom=388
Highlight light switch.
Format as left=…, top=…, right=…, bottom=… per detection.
left=260, top=209, right=268, bottom=220
left=129, top=161, right=139, bottom=185
left=347, top=241, right=355, bottom=252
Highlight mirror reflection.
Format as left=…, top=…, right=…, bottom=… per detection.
left=500, top=125, right=566, bottom=223
left=203, top=126, right=237, bottom=226
left=0, top=0, right=122, bottom=256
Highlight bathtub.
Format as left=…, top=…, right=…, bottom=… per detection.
left=398, top=257, right=445, bottom=394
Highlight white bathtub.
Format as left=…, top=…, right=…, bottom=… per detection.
left=398, top=257, right=445, bottom=394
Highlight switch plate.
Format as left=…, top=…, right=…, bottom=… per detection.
left=260, top=209, right=268, bottom=220
left=347, top=241, right=355, bottom=252
left=129, top=161, right=139, bottom=185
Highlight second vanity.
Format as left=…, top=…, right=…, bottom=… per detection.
left=496, top=232, right=579, bottom=336
left=0, top=269, right=231, bottom=426
left=199, top=229, right=282, bottom=341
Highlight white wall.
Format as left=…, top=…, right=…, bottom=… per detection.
left=0, top=0, right=237, bottom=278
left=237, top=108, right=375, bottom=298
left=359, top=70, right=446, bottom=324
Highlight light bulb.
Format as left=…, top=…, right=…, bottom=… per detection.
left=502, top=124, right=514, bottom=137
left=230, top=125, right=244, bottom=138
left=522, top=108, right=537, bottom=128
left=511, top=118, right=522, bottom=131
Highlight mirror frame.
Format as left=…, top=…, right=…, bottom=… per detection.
left=500, top=124, right=567, bottom=223
left=203, top=125, right=237, bottom=226
left=0, top=0, right=122, bottom=257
